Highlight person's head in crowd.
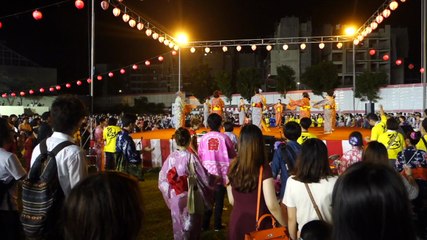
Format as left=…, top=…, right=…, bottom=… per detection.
left=300, top=117, right=312, bottom=131
left=348, top=131, right=363, bottom=148
left=283, top=121, right=302, bottom=141
left=190, top=117, right=201, bottom=130
left=366, top=113, right=379, bottom=126
left=228, top=124, right=266, bottom=193
left=405, top=131, right=421, bottom=147
left=300, top=220, right=332, bottom=240
left=213, top=90, right=220, bottom=98
left=51, top=95, right=87, bottom=136
left=332, top=162, right=415, bottom=240
left=121, top=113, right=137, bottom=131
left=398, top=115, right=406, bottom=124
left=96, top=116, right=107, bottom=127
left=362, top=141, right=389, bottom=166
left=386, top=117, right=399, bottom=131
left=326, top=90, right=334, bottom=97
left=107, top=117, right=118, bottom=126
left=41, top=111, right=51, bottom=123
left=294, top=138, right=332, bottom=182
left=0, top=118, right=13, bottom=147
left=174, top=127, right=191, bottom=148
left=63, top=171, right=143, bottom=240
left=223, top=121, right=234, bottom=133
left=207, top=113, right=222, bottom=131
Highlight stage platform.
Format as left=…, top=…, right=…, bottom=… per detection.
left=131, top=127, right=371, bottom=168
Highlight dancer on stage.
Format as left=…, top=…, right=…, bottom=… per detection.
left=238, top=97, right=246, bottom=126
left=313, top=90, right=336, bottom=134
left=203, top=98, right=211, bottom=128
left=250, top=88, right=267, bottom=129
left=274, top=99, right=284, bottom=128
left=211, top=90, right=225, bottom=119
left=288, top=92, right=311, bottom=119
left=173, top=91, right=186, bottom=130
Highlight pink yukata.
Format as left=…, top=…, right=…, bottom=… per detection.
left=337, top=146, right=363, bottom=175
left=198, top=131, right=237, bottom=185
left=158, top=149, right=213, bottom=240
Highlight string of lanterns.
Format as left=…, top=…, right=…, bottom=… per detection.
left=100, top=0, right=180, bottom=50
left=0, top=0, right=85, bottom=28
left=1, top=50, right=177, bottom=98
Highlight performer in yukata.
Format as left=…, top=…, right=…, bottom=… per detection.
left=250, top=88, right=267, bottom=130
left=159, top=128, right=213, bottom=240
left=238, top=97, right=246, bottom=126
left=313, top=90, right=336, bottom=134
left=203, top=98, right=211, bottom=128
left=274, top=99, right=284, bottom=128
left=288, top=92, right=311, bottom=119
left=173, top=91, right=186, bottom=130
left=210, top=90, right=225, bottom=119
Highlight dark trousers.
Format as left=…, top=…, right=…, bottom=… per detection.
left=203, top=184, right=226, bottom=230
left=0, top=210, right=22, bottom=240
left=105, top=152, right=116, bottom=170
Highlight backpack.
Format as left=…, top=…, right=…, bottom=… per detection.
left=20, top=139, right=74, bottom=239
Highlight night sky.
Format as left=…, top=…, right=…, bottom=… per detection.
left=0, top=0, right=422, bottom=85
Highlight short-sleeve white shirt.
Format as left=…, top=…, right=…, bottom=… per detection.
left=0, top=148, right=26, bottom=210
left=283, top=176, right=338, bottom=231
left=30, top=132, right=88, bottom=197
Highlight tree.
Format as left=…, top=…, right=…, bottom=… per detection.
left=236, top=68, right=262, bottom=102
left=355, top=71, right=388, bottom=102
left=185, top=64, right=216, bottom=103
left=276, top=65, right=296, bottom=97
left=215, top=72, right=234, bottom=104
left=301, top=61, right=339, bottom=95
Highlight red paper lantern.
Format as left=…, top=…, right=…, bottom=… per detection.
left=32, top=10, right=43, bottom=21
left=39, top=88, right=45, bottom=93
left=20, top=91, right=25, bottom=96
left=132, top=64, right=138, bottom=70
left=49, top=87, right=55, bottom=92
left=395, top=59, right=402, bottom=66
left=76, top=80, right=82, bottom=86
left=75, top=0, right=84, bottom=10
left=382, top=54, right=389, bottom=61
left=29, top=89, right=34, bottom=94
left=11, top=93, right=16, bottom=97
left=56, top=85, right=61, bottom=90
left=108, top=72, right=114, bottom=77
left=97, top=75, right=103, bottom=81
left=421, top=68, right=425, bottom=74
left=0, top=21, right=3, bottom=29
left=100, top=0, right=109, bottom=10
left=120, top=68, right=126, bottom=74
left=145, top=60, right=151, bottom=66
left=158, top=56, right=164, bottom=62
left=66, top=83, right=71, bottom=88
left=2, top=93, right=7, bottom=98
left=408, top=64, right=415, bottom=70
left=369, top=49, right=376, bottom=56
left=172, top=51, right=177, bottom=56
left=87, top=78, right=92, bottom=83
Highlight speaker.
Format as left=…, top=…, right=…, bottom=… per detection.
left=365, top=103, right=375, bottom=115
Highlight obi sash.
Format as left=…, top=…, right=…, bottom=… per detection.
left=252, top=102, right=263, bottom=108
left=213, top=106, right=222, bottom=111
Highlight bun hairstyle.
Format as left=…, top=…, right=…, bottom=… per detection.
left=348, top=131, right=363, bottom=147
left=302, top=92, right=310, bottom=100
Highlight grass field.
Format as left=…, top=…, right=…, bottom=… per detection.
left=139, top=169, right=230, bottom=240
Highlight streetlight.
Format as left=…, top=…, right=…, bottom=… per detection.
left=176, top=32, right=189, bottom=92
left=344, top=26, right=357, bottom=114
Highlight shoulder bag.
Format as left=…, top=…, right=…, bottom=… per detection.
left=304, top=183, right=324, bottom=221
left=187, top=154, right=204, bottom=215
left=245, top=165, right=290, bottom=240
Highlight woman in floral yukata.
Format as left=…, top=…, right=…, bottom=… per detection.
left=158, top=128, right=213, bottom=239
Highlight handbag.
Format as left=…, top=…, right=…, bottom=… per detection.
left=245, top=165, right=290, bottom=240
left=304, top=183, right=324, bottom=221
left=187, top=155, right=205, bottom=215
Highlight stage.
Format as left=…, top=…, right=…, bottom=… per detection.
left=131, top=126, right=371, bottom=168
